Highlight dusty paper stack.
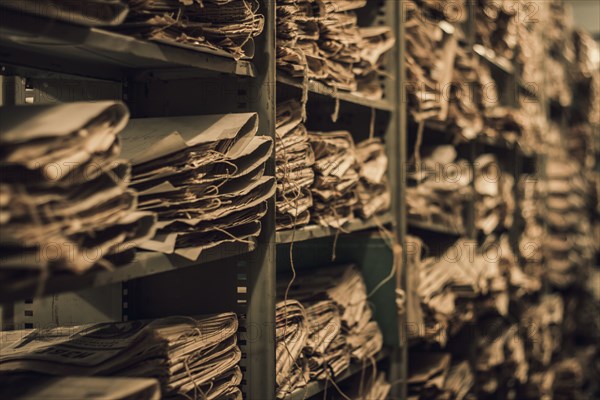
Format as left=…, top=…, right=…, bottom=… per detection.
left=474, top=0, right=517, bottom=60
left=335, top=371, right=391, bottom=400
left=275, top=300, right=310, bottom=398
left=354, top=138, right=391, bottom=220
left=119, top=0, right=265, bottom=59
left=0, top=376, right=161, bottom=400
left=406, top=145, right=472, bottom=230
left=408, top=353, right=475, bottom=400
left=0, top=313, right=242, bottom=399
left=543, top=157, right=595, bottom=288
left=473, top=316, right=528, bottom=397
left=447, top=47, right=484, bottom=142
left=276, top=0, right=395, bottom=100
left=309, top=130, right=359, bottom=228
left=474, top=154, right=514, bottom=235
left=405, top=0, right=457, bottom=122
left=119, top=113, right=274, bottom=261
left=0, top=102, right=157, bottom=287
left=275, top=100, right=316, bottom=230
left=276, top=264, right=384, bottom=396
left=0, top=0, right=129, bottom=26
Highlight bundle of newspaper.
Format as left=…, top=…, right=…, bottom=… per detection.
left=276, top=264, right=384, bottom=395
left=119, top=0, right=265, bottom=59
left=408, top=353, right=475, bottom=400
left=309, top=130, right=359, bottom=228
left=447, top=47, right=484, bottom=141
left=275, top=300, right=310, bottom=399
left=405, top=0, right=457, bottom=122
left=473, top=316, right=528, bottom=397
left=119, top=113, right=274, bottom=261
left=354, top=138, right=391, bottom=219
left=543, top=157, right=595, bottom=288
left=0, top=376, right=161, bottom=400
left=407, top=145, right=472, bottom=231
left=276, top=0, right=395, bottom=100
left=474, top=154, right=514, bottom=235
left=0, top=313, right=242, bottom=399
left=474, top=0, right=518, bottom=61
left=0, top=0, right=129, bottom=26
left=337, top=371, right=391, bottom=400
left=0, top=102, right=157, bottom=287
left=275, top=100, right=315, bottom=230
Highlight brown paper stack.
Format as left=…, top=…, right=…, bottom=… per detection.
left=474, top=154, right=514, bottom=235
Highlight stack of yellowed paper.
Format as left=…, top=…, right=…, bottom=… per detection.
left=119, top=113, right=274, bottom=261
left=339, top=371, right=391, bottom=400
left=405, top=0, right=457, bottom=122
left=275, top=300, right=309, bottom=399
left=0, top=313, right=242, bottom=399
left=309, top=131, right=359, bottom=228
left=276, top=264, right=384, bottom=396
left=407, top=145, right=472, bottom=230
left=119, top=0, right=265, bottom=59
left=275, top=100, right=315, bottom=230
left=474, top=154, right=514, bottom=235
left=0, top=376, right=161, bottom=400
left=276, top=0, right=394, bottom=100
left=408, top=353, right=475, bottom=400
left=0, top=102, right=157, bottom=287
left=0, top=0, right=129, bottom=26
left=355, top=138, right=391, bottom=219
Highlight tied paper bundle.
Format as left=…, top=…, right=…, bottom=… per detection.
left=473, top=317, right=528, bottom=397
left=447, top=47, right=484, bottom=142
left=275, top=100, right=316, bottom=230
left=407, top=145, right=472, bottom=231
left=405, top=0, right=457, bottom=122
left=338, top=371, right=391, bottom=400
left=543, top=157, right=595, bottom=288
left=275, top=300, right=310, bottom=399
left=0, top=313, right=243, bottom=399
left=474, top=0, right=518, bottom=61
left=408, top=354, right=474, bottom=400
left=277, top=265, right=384, bottom=396
left=0, top=376, right=161, bottom=400
left=474, top=154, right=514, bottom=235
left=119, top=0, right=265, bottom=60
left=0, top=102, right=157, bottom=285
left=0, top=0, right=129, bottom=26
left=276, top=0, right=395, bottom=100
left=309, top=131, right=359, bottom=228
left=354, top=138, right=391, bottom=220
left=120, top=113, right=275, bottom=261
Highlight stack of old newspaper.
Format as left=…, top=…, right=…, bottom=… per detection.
left=408, top=353, right=475, bottom=400
left=355, top=138, right=391, bottom=219
left=276, top=0, right=394, bottom=100
left=309, top=130, right=359, bottom=228
left=0, top=102, right=157, bottom=288
left=0, top=313, right=242, bottom=399
left=275, top=100, right=316, bottom=230
left=406, top=145, right=472, bottom=231
left=405, top=0, right=457, bottom=122
left=120, top=113, right=274, bottom=260
left=276, top=264, right=384, bottom=397
left=120, top=0, right=265, bottom=59
left=474, top=154, right=514, bottom=235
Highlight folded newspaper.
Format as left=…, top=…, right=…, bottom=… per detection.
left=0, top=102, right=157, bottom=288
left=0, top=313, right=241, bottom=399
left=119, top=112, right=274, bottom=260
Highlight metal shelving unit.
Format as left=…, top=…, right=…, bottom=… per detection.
left=0, top=1, right=406, bottom=399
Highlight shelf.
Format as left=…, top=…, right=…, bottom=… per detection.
left=473, top=44, right=514, bottom=75
left=0, top=240, right=256, bottom=304
left=276, top=213, right=394, bottom=244
left=0, top=8, right=255, bottom=80
left=277, top=73, right=394, bottom=112
left=283, top=347, right=392, bottom=400
left=407, top=217, right=466, bottom=236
